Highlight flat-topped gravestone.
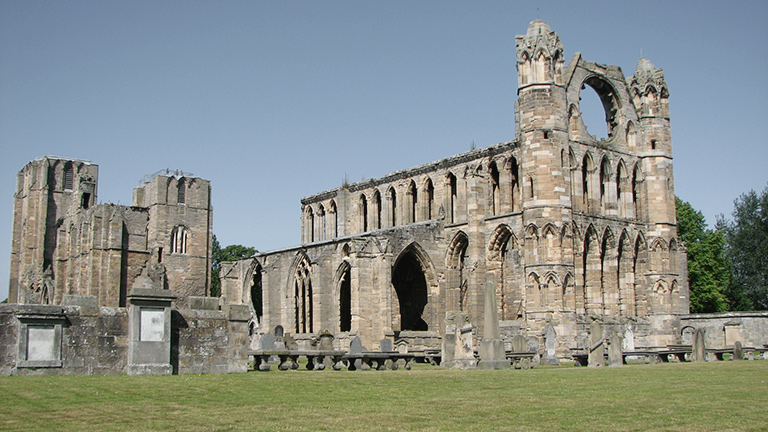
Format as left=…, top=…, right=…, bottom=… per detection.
left=608, top=332, right=623, bottom=367
left=380, top=338, right=393, bottom=352
left=511, top=335, right=527, bottom=353
left=543, top=323, right=559, bottom=365
left=588, top=321, right=604, bottom=367
left=259, top=334, right=275, bottom=351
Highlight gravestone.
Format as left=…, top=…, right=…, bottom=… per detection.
left=511, top=335, right=527, bottom=353
left=319, top=330, right=335, bottom=351
left=274, top=325, right=286, bottom=350
left=348, top=336, right=364, bottom=370
left=441, top=311, right=458, bottom=367
left=608, top=331, right=623, bottom=367
left=380, top=338, right=393, bottom=352
left=692, top=328, right=706, bottom=362
left=543, top=323, right=559, bottom=365
left=259, top=333, right=275, bottom=351
left=623, top=325, right=635, bottom=352
left=588, top=321, right=604, bottom=367
left=395, top=340, right=408, bottom=354
left=453, top=312, right=477, bottom=369
left=733, top=341, right=743, bottom=360
left=478, top=280, right=509, bottom=369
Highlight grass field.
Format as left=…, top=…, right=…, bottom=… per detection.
left=1, top=360, right=766, bottom=431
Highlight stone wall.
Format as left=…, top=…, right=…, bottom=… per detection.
left=682, top=312, right=768, bottom=349
left=0, top=300, right=249, bottom=376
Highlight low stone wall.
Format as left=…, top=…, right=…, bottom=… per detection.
left=0, top=300, right=251, bottom=376
left=681, top=312, right=768, bottom=349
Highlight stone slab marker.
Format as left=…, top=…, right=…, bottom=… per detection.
left=608, top=331, right=623, bottom=367
left=733, top=341, right=743, bottom=361
left=453, top=312, right=477, bottom=369
left=543, top=323, right=559, bottom=365
left=478, top=280, right=510, bottom=369
left=588, top=321, right=604, bottom=367
left=692, top=328, right=706, bottom=362
left=441, top=311, right=457, bottom=367
left=126, top=287, right=176, bottom=376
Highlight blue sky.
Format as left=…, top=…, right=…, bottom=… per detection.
left=1, top=1, right=767, bottom=301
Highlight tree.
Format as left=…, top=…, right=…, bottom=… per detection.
left=676, top=197, right=730, bottom=313
left=210, top=235, right=257, bottom=297
left=717, top=185, right=768, bottom=310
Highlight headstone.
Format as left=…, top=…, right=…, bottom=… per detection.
left=380, top=338, right=393, bottom=352
left=274, top=325, right=286, bottom=349
left=478, top=281, right=509, bottom=369
left=608, top=331, right=623, bottom=367
left=588, top=320, right=604, bottom=367
left=348, top=336, right=364, bottom=370
left=259, top=333, right=275, bottom=351
left=453, top=312, right=477, bottom=369
left=623, top=325, right=635, bottom=352
left=692, top=328, right=706, bottom=362
left=511, top=335, right=527, bottom=353
left=543, top=323, right=559, bottom=365
left=733, top=341, right=743, bottom=360
left=441, top=311, right=458, bottom=367
left=319, top=330, right=335, bottom=351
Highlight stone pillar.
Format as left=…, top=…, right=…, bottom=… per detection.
left=588, top=320, right=604, bottom=367
left=692, top=328, right=706, bottom=362
left=478, top=281, right=510, bottom=369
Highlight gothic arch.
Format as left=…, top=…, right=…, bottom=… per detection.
left=602, top=227, right=619, bottom=315
left=422, top=177, right=435, bottom=221
left=243, top=258, right=264, bottom=325
left=392, top=242, right=439, bottom=332
left=446, top=231, right=469, bottom=312
left=335, top=260, right=352, bottom=332
left=487, top=224, right=521, bottom=320
left=290, top=251, right=314, bottom=334
left=583, top=224, right=601, bottom=314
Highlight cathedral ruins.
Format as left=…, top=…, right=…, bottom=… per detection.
left=3, top=21, right=766, bottom=376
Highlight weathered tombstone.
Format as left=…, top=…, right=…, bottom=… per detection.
left=733, top=341, right=743, bottom=361
left=511, top=335, right=527, bottom=353
left=692, top=328, right=706, bottom=362
left=348, top=336, right=364, bottom=370
left=453, top=312, right=477, bottom=369
left=441, top=311, right=458, bottom=367
left=283, top=334, right=298, bottom=350
left=274, top=325, right=286, bottom=350
left=608, top=331, right=623, bottom=367
left=319, top=330, right=335, bottom=351
left=623, top=325, right=635, bottom=352
left=259, top=333, right=275, bottom=351
left=588, top=321, right=604, bottom=367
left=395, top=340, right=408, bottom=354
left=380, top=338, right=393, bottom=352
left=543, top=323, right=559, bottom=365
left=478, top=280, right=509, bottom=369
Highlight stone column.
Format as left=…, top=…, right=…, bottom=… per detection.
left=478, top=280, right=510, bottom=369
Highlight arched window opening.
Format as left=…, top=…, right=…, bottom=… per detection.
left=447, top=232, right=469, bottom=312
left=374, top=190, right=382, bottom=229
left=293, top=257, right=313, bottom=333
left=528, top=177, right=534, bottom=199
left=306, top=207, right=315, bottom=243
left=408, top=181, right=417, bottom=224
left=579, top=77, right=619, bottom=141
left=392, top=250, right=429, bottom=331
left=318, top=205, right=326, bottom=241
left=329, top=201, right=338, bottom=238
left=489, top=162, right=500, bottom=216
left=600, top=158, right=611, bottom=210
left=251, top=266, right=263, bottom=324
left=177, top=178, right=186, bottom=204
left=509, top=157, right=520, bottom=212
left=63, top=162, right=74, bottom=191
left=339, top=264, right=351, bottom=332
left=626, top=122, right=637, bottom=149
left=425, top=178, right=434, bottom=220
left=447, top=173, right=457, bottom=223
left=170, top=226, right=189, bottom=254
left=388, top=187, right=397, bottom=227
left=360, top=194, right=368, bottom=232
left=582, top=155, right=593, bottom=211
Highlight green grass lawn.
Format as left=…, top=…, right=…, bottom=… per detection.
left=1, top=361, right=766, bottom=432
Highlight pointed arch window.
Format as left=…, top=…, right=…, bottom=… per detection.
left=425, top=178, right=434, bottom=220
left=170, top=226, right=189, bottom=254
left=360, top=194, right=368, bottom=232
left=177, top=178, right=186, bottom=204
left=294, top=257, right=313, bottom=333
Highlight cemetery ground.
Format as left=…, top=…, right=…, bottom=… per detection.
left=0, top=360, right=765, bottom=431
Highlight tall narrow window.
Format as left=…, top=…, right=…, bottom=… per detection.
left=409, top=181, right=417, bottom=224
left=388, top=187, right=397, bottom=227
left=360, top=194, right=368, bottom=232
left=425, top=178, right=434, bottom=220
left=294, top=256, right=313, bottom=333
left=447, top=173, right=457, bottom=223
left=170, top=226, right=188, bottom=254
left=177, top=178, right=186, bottom=204
left=374, top=190, right=382, bottom=229
left=63, top=162, right=74, bottom=191
left=490, top=162, right=500, bottom=216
